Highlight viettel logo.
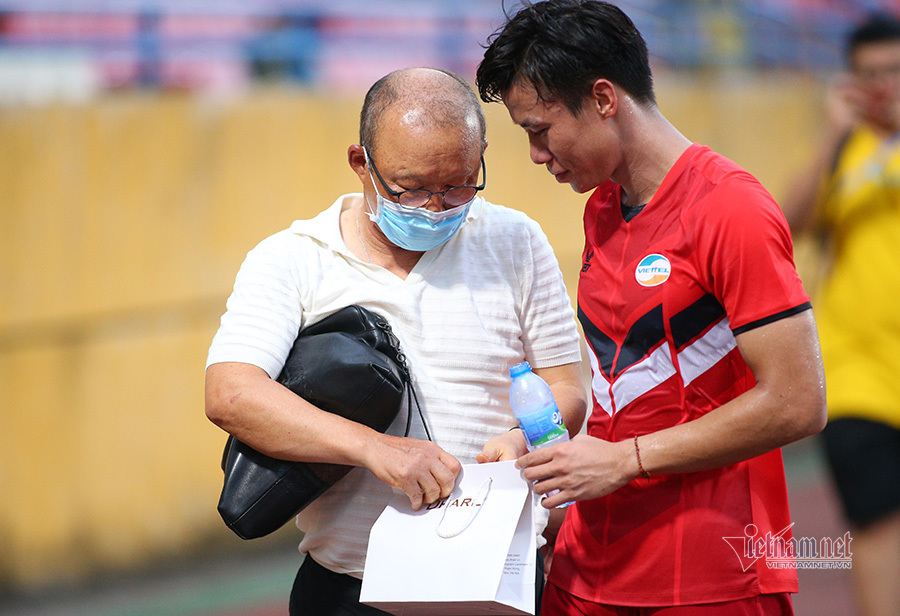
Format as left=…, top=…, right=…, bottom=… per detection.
left=635, top=254, right=671, bottom=287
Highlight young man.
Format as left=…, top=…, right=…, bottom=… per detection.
left=477, top=2, right=827, bottom=614
left=781, top=15, right=900, bottom=616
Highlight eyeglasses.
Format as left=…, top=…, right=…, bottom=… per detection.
left=366, top=151, right=486, bottom=208
left=855, top=63, right=900, bottom=83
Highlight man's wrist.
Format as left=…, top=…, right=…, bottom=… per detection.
left=633, top=435, right=651, bottom=480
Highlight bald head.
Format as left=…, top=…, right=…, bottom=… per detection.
left=359, top=68, right=487, bottom=157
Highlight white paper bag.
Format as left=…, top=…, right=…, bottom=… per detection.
left=360, top=460, right=536, bottom=615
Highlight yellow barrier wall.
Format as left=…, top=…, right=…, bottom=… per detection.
left=0, top=70, right=825, bottom=590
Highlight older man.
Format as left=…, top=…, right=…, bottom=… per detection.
left=205, top=67, right=587, bottom=615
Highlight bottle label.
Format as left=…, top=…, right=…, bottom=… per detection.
left=517, top=404, right=567, bottom=447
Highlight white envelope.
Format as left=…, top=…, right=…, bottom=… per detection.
left=360, top=460, right=536, bottom=615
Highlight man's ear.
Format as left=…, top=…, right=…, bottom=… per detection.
left=589, top=79, right=618, bottom=119
left=348, top=144, right=368, bottom=180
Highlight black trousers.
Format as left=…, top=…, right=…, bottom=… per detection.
left=289, top=553, right=545, bottom=616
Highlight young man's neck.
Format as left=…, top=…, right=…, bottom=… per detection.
left=613, top=105, right=692, bottom=207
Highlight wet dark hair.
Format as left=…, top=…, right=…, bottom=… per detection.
left=476, top=0, right=655, bottom=114
left=848, top=13, right=900, bottom=60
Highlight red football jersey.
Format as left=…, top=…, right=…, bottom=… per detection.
left=551, top=144, right=810, bottom=606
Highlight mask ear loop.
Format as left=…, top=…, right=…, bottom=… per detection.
left=435, top=476, right=492, bottom=539
left=361, top=146, right=381, bottom=222
left=362, top=171, right=380, bottom=222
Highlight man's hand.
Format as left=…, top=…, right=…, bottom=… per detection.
left=365, top=434, right=462, bottom=510
left=827, top=73, right=866, bottom=134
left=476, top=428, right=528, bottom=464
left=515, top=434, right=638, bottom=509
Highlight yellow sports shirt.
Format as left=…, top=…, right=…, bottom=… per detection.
left=814, top=125, right=900, bottom=429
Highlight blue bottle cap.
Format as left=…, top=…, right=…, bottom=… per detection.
left=509, top=361, right=532, bottom=378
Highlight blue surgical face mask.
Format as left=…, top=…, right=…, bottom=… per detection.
left=364, top=169, right=474, bottom=252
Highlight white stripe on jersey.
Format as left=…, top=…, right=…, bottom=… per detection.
left=586, top=316, right=735, bottom=416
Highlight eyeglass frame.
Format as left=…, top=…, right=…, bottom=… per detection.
left=853, top=62, right=900, bottom=83
left=364, top=149, right=487, bottom=208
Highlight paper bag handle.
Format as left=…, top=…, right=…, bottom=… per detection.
left=435, top=477, right=492, bottom=539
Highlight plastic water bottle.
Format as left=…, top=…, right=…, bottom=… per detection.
left=509, top=361, right=569, bottom=451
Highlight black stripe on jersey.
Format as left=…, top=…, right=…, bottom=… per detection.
left=671, top=293, right=726, bottom=351
left=578, top=305, right=616, bottom=376
left=731, top=302, right=813, bottom=336
left=614, top=304, right=665, bottom=377
left=578, top=304, right=667, bottom=379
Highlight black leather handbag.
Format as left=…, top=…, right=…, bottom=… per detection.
left=217, top=305, right=428, bottom=540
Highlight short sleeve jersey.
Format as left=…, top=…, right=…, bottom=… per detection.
left=551, top=144, right=811, bottom=606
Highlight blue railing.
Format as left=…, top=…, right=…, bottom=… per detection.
left=0, top=0, right=891, bottom=97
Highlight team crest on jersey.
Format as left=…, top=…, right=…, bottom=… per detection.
left=635, top=254, right=671, bottom=287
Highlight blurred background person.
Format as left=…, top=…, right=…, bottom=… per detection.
left=781, top=13, right=900, bottom=616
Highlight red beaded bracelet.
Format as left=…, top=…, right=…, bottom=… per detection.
left=634, top=435, right=651, bottom=479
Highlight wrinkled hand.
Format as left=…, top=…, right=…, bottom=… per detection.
left=515, top=434, right=637, bottom=509
left=366, top=434, right=461, bottom=510
left=476, top=428, right=528, bottom=464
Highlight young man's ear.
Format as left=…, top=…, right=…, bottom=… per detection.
left=589, top=79, right=618, bottom=118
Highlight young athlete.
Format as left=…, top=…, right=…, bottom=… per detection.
left=477, top=1, right=827, bottom=614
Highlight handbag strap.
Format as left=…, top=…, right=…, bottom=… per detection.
left=403, top=377, right=431, bottom=441
left=373, top=316, right=410, bottom=381
left=375, top=316, right=432, bottom=442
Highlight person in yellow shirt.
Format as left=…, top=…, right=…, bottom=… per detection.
left=782, top=14, right=900, bottom=616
